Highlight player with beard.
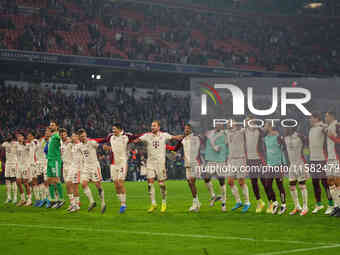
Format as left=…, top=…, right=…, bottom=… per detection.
left=46, top=121, right=65, bottom=209
left=133, top=120, right=183, bottom=213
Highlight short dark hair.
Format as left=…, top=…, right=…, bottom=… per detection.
left=113, top=123, right=123, bottom=131
left=27, top=130, right=35, bottom=137
left=5, top=134, right=14, bottom=142
left=185, top=123, right=192, bottom=129
left=77, top=128, right=86, bottom=135
left=311, top=111, right=322, bottom=121
left=59, top=128, right=67, bottom=134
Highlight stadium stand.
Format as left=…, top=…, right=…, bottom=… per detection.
left=0, top=0, right=339, bottom=75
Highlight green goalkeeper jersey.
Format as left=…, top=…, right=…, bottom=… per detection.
left=48, top=132, right=61, bottom=160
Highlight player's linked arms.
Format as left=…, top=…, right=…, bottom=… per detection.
left=131, top=138, right=142, bottom=144
left=102, top=144, right=111, bottom=151
left=172, top=135, right=184, bottom=141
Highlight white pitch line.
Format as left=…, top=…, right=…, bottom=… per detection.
left=0, top=223, right=338, bottom=247
left=255, top=244, right=340, bottom=255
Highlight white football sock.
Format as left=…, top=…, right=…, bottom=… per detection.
left=221, top=184, right=226, bottom=204
left=83, top=186, right=94, bottom=204
left=205, top=181, right=215, bottom=198
left=231, top=185, right=241, bottom=203
left=68, top=193, right=73, bottom=202
left=74, top=196, right=80, bottom=207
left=6, top=182, right=11, bottom=200
left=241, top=184, right=250, bottom=204
left=12, top=182, right=17, bottom=200
left=121, top=193, right=126, bottom=206
left=300, top=185, right=308, bottom=210
left=290, top=187, right=301, bottom=209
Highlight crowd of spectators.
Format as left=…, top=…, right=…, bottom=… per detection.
left=0, top=83, right=189, bottom=180
left=0, top=0, right=339, bottom=75
left=0, top=83, right=190, bottom=136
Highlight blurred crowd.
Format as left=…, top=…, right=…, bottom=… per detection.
left=0, top=84, right=188, bottom=180
left=0, top=0, right=339, bottom=75
left=0, top=84, right=190, bottom=138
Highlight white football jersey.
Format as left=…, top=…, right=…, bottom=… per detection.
left=226, top=128, right=246, bottom=159
left=140, top=132, right=173, bottom=166
left=309, top=122, right=326, bottom=161
left=26, top=139, right=38, bottom=165
left=36, top=139, right=47, bottom=163
left=71, top=143, right=84, bottom=169
left=2, top=141, right=18, bottom=164
left=285, top=132, right=305, bottom=165
left=245, top=128, right=261, bottom=160
left=16, top=143, right=27, bottom=166
left=61, top=141, right=73, bottom=165
left=80, top=140, right=99, bottom=166
left=110, top=132, right=129, bottom=166
left=326, top=120, right=338, bottom=160
left=181, top=133, right=200, bottom=167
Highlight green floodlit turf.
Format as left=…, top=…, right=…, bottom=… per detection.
left=0, top=179, right=339, bottom=255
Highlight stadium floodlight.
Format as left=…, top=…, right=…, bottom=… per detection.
left=304, top=2, right=323, bottom=8
left=91, top=74, right=95, bottom=79
left=96, top=75, right=101, bottom=80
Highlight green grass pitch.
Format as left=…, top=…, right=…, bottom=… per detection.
left=0, top=179, right=339, bottom=255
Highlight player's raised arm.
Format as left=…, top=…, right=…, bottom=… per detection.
left=171, top=134, right=184, bottom=141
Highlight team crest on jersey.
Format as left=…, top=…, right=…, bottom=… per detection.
left=152, top=141, right=160, bottom=148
